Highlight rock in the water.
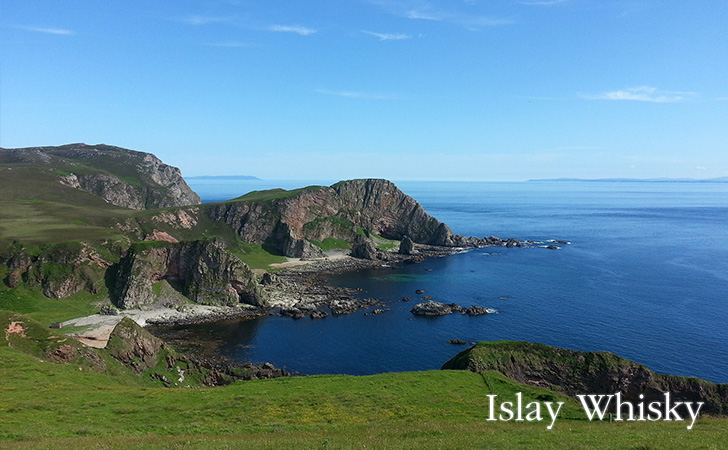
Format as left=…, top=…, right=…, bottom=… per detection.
left=415, top=289, right=426, bottom=294
left=448, top=303, right=463, bottom=312
left=401, top=297, right=411, bottom=302
left=365, top=308, right=387, bottom=316
left=446, top=339, right=473, bottom=345
left=398, top=235, right=415, bottom=255
left=411, top=301, right=452, bottom=316
left=280, top=308, right=305, bottom=319
left=463, top=305, right=491, bottom=316
left=330, top=299, right=358, bottom=315
left=310, top=310, right=328, bottom=319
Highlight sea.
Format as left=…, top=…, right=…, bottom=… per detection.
left=153, top=179, right=728, bottom=383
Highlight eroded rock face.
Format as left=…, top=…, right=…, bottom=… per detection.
left=113, top=239, right=267, bottom=309
left=204, top=179, right=458, bottom=257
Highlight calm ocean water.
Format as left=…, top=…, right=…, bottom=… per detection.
left=157, top=179, right=728, bottom=382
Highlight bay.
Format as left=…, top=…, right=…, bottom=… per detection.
left=156, top=180, right=728, bottom=382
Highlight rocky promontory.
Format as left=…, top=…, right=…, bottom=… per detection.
left=203, top=178, right=524, bottom=258
left=443, top=340, right=728, bottom=416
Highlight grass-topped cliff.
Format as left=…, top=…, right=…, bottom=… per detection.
left=443, top=341, right=728, bottom=415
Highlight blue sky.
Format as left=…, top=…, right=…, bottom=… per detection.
left=2, top=0, right=727, bottom=181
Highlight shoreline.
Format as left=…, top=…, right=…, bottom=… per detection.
left=61, top=245, right=464, bottom=348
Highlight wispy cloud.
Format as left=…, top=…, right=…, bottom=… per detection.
left=268, top=25, right=317, bottom=36
left=16, top=26, right=74, bottom=35
left=583, top=86, right=697, bottom=103
left=179, top=15, right=231, bottom=26
left=315, top=89, right=401, bottom=100
left=373, top=1, right=514, bottom=29
left=403, top=7, right=444, bottom=21
left=519, top=0, right=570, bottom=6
left=362, top=31, right=413, bottom=41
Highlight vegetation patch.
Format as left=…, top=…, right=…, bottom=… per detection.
left=309, top=238, right=350, bottom=251
left=228, top=243, right=287, bottom=270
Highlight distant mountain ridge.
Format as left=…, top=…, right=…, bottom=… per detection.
left=529, top=176, right=728, bottom=183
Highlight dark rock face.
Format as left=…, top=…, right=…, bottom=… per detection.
left=398, top=235, right=415, bottom=255
left=113, top=239, right=267, bottom=309
left=204, top=179, right=467, bottom=258
left=332, top=179, right=453, bottom=245
left=442, top=341, right=728, bottom=416
left=350, top=235, right=379, bottom=260
left=2, top=143, right=200, bottom=209
left=411, top=301, right=453, bottom=316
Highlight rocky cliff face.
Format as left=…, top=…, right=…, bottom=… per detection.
left=112, top=239, right=267, bottom=309
left=204, top=179, right=463, bottom=258
left=0, top=242, right=109, bottom=298
left=1, top=143, right=200, bottom=209
left=332, top=179, right=454, bottom=245
left=443, top=341, right=728, bottom=415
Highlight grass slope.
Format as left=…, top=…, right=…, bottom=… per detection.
left=1, top=339, right=726, bottom=449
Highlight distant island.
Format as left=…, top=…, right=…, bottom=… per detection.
left=186, top=175, right=261, bottom=180
left=529, top=176, right=728, bottom=183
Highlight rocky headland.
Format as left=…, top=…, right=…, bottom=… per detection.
left=0, top=143, right=200, bottom=209
left=443, top=340, right=728, bottom=416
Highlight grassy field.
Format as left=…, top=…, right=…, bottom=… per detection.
left=1, top=340, right=726, bottom=449
left=0, top=286, right=105, bottom=326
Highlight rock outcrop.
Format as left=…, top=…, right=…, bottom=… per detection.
left=398, top=235, right=415, bottom=255
left=350, top=234, right=379, bottom=260
left=203, top=178, right=510, bottom=258
left=0, top=241, right=109, bottom=298
left=411, top=301, right=453, bottom=316
left=112, top=239, right=267, bottom=309
left=442, top=340, right=728, bottom=416
left=1, top=143, right=200, bottom=209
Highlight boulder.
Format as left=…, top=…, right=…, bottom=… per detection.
left=411, top=301, right=453, bottom=316
left=398, top=235, right=415, bottom=255
left=350, top=234, right=378, bottom=260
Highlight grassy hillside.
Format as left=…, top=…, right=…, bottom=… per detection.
left=2, top=338, right=726, bottom=449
